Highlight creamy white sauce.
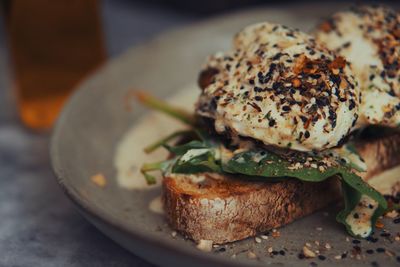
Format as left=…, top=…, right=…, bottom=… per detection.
left=149, top=195, right=164, bottom=214
left=345, top=194, right=378, bottom=238
left=114, top=83, right=199, bottom=190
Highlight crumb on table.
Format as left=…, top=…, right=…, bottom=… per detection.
left=90, top=173, right=107, bottom=187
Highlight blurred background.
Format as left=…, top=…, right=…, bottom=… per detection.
left=0, top=0, right=397, bottom=266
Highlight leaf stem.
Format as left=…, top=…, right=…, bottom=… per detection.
left=144, top=130, right=194, bottom=153
left=135, top=91, right=196, bottom=125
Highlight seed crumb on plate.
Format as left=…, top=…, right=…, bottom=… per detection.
left=90, top=173, right=107, bottom=187
left=247, top=251, right=257, bottom=259
left=196, top=239, right=213, bottom=252
left=303, top=246, right=317, bottom=258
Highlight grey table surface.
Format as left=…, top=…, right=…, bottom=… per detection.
left=0, top=1, right=200, bottom=266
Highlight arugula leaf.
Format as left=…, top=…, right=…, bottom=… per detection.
left=140, top=159, right=175, bottom=185
left=223, top=150, right=336, bottom=182
left=169, top=146, right=387, bottom=238
left=167, top=140, right=211, bottom=156
left=144, top=130, right=194, bottom=153
left=172, top=148, right=222, bottom=174
left=337, top=172, right=387, bottom=237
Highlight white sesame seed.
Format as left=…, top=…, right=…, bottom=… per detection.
left=196, top=240, right=213, bottom=252
left=255, top=237, right=262, bottom=243
left=302, top=246, right=316, bottom=258
left=247, top=251, right=257, bottom=259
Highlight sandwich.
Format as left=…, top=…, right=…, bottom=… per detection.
left=138, top=6, right=400, bottom=244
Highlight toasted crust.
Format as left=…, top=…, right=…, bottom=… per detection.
left=356, top=131, right=400, bottom=180
left=163, top=174, right=340, bottom=244
left=163, top=132, right=400, bottom=244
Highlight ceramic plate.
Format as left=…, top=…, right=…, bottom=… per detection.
left=51, top=3, right=400, bottom=267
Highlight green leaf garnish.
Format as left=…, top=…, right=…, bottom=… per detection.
left=143, top=130, right=194, bottom=153
left=140, top=160, right=175, bottom=185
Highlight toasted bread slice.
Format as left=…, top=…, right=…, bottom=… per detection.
left=163, top=132, right=400, bottom=244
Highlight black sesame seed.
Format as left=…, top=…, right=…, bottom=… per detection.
left=349, top=99, right=356, bottom=110
left=341, top=253, right=347, bottom=259
left=279, top=250, right=285, bottom=256
left=217, top=247, right=226, bottom=252
left=368, top=204, right=374, bottom=209
left=304, top=131, right=310, bottom=139
left=380, top=232, right=390, bottom=237
left=282, top=106, right=291, bottom=112
left=298, top=253, right=305, bottom=259
left=310, top=262, right=318, bottom=267
left=366, top=249, right=374, bottom=254
left=272, top=250, right=279, bottom=255
left=254, top=86, right=263, bottom=93
left=254, top=96, right=263, bottom=102
left=353, top=213, right=360, bottom=219
left=272, top=52, right=284, bottom=61
left=318, top=255, right=326, bottom=261
left=393, top=217, right=400, bottom=224
left=343, top=42, right=351, bottom=48
left=273, top=82, right=282, bottom=90
left=269, top=119, right=276, bottom=127
left=366, top=236, right=378, bottom=243
left=352, top=239, right=361, bottom=244
left=376, top=247, right=385, bottom=253
left=371, top=261, right=379, bottom=267
left=249, top=79, right=255, bottom=85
